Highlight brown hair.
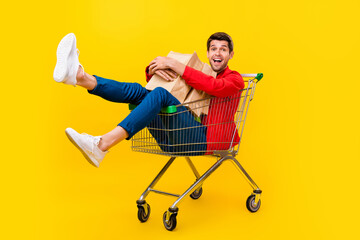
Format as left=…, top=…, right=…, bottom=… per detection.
left=207, top=32, right=233, bottom=53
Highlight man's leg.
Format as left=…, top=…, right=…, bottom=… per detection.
left=65, top=86, right=206, bottom=167
left=75, top=67, right=148, bottom=105
left=65, top=69, right=150, bottom=167
left=65, top=87, right=177, bottom=167
left=95, top=87, right=179, bottom=152
left=75, top=67, right=97, bottom=90
left=53, top=32, right=148, bottom=105
left=54, top=33, right=146, bottom=167
left=99, top=87, right=207, bottom=156
left=97, top=126, right=129, bottom=151
left=118, top=87, right=179, bottom=139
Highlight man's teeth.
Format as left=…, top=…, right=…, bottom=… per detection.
left=214, top=59, right=222, bottom=62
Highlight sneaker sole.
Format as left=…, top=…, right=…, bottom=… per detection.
left=65, top=129, right=99, bottom=168
left=53, top=33, right=76, bottom=83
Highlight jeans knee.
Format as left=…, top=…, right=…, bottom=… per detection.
left=150, top=87, right=169, bottom=98
left=152, top=87, right=167, bottom=94
left=148, top=87, right=180, bottom=106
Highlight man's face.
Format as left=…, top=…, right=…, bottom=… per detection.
left=207, top=40, right=234, bottom=73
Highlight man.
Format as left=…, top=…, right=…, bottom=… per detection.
left=53, top=32, right=244, bottom=167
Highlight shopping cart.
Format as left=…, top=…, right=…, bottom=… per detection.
left=129, top=73, right=263, bottom=231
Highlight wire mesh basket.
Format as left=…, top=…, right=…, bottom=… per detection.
left=130, top=75, right=259, bottom=157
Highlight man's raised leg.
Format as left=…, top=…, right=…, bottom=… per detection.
left=54, top=33, right=148, bottom=104
left=75, top=66, right=97, bottom=90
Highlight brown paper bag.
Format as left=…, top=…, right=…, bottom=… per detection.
left=145, top=51, right=203, bottom=103
left=183, top=62, right=216, bottom=116
left=146, top=51, right=217, bottom=116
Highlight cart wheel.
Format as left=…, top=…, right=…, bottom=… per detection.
left=190, top=187, right=203, bottom=200
left=137, top=203, right=151, bottom=222
left=246, top=195, right=261, bottom=212
left=163, top=211, right=177, bottom=231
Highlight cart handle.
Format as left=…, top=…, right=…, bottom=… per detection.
left=241, top=73, right=263, bottom=82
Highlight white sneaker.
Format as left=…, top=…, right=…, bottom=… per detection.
left=53, top=33, right=81, bottom=86
left=65, top=128, right=107, bottom=167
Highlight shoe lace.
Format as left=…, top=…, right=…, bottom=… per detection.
left=81, top=133, right=100, bottom=154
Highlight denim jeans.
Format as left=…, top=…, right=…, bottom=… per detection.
left=88, top=75, right=207, bottom=156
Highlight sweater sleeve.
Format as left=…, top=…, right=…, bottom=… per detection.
left=182, top=66, right=244, bottom=97
left=145, top=65, right=153, bottom=82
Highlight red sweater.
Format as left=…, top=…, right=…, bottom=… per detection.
left=146, top=65, right=245, bottom=152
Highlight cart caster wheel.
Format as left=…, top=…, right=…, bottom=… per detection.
left=137, top=202, right=151, bottom=222
left=190, top=187, right=203, bottom=200
left=163, top=211, right=177, bottom=231
left=246, top=195, right=261, bottom=212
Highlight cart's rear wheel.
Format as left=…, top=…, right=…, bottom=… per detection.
left=137, top=203, right=151, bottom=222
left=163, top=211, right=177, bottom=231
left=246, top=195, right=261, bottom=212
left=190, top=187, right=203, bottom=200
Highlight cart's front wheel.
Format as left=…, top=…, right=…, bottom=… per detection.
left=163, top=211, right=177, bottom=231
left=190, top=187, right=203, bottom=200
left=246, top=195, right=261, bottom=212
left=137, top=202, right=151, bottom=222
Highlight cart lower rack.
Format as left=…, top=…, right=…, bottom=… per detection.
left=130, top=73, right=263, bottom=231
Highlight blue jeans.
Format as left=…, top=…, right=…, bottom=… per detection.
left=88, top=76, right=207, bottom=156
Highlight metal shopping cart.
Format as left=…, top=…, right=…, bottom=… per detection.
left=129, top=73, right=263, bottom=231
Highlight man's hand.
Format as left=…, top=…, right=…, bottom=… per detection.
left=149, top=56, right=186, bottom=77
left=154, top=69, right=178, bottom=82
left=149, top=57, right=173, bottom=73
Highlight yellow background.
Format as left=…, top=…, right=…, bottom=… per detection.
left=1, top=0, right=359, bottom=239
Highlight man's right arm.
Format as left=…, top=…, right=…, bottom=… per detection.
left=145, top=66, right=153, bottom=82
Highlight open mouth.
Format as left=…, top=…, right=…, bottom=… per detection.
left=213, top=58, right=223, bottom=63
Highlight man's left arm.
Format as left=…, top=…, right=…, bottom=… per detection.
left=145, top=64, right=178, bottom=82
left=149, top=57, right=186, bottom=76
left=182, top=66, right=244, bottom=97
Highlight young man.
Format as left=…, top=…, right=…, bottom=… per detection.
left=53, top=32, right=244, bottom=167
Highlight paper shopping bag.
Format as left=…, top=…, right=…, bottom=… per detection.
left=145, top=51, right=203, bottom=103
left=146, top=51, right=217, bottom=116
left=183, top=62, right=217, bottom=116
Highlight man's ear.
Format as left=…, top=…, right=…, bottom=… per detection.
left=230, top=51, right=234, bottom=59
left=207, top=50, right=210, bottom=60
